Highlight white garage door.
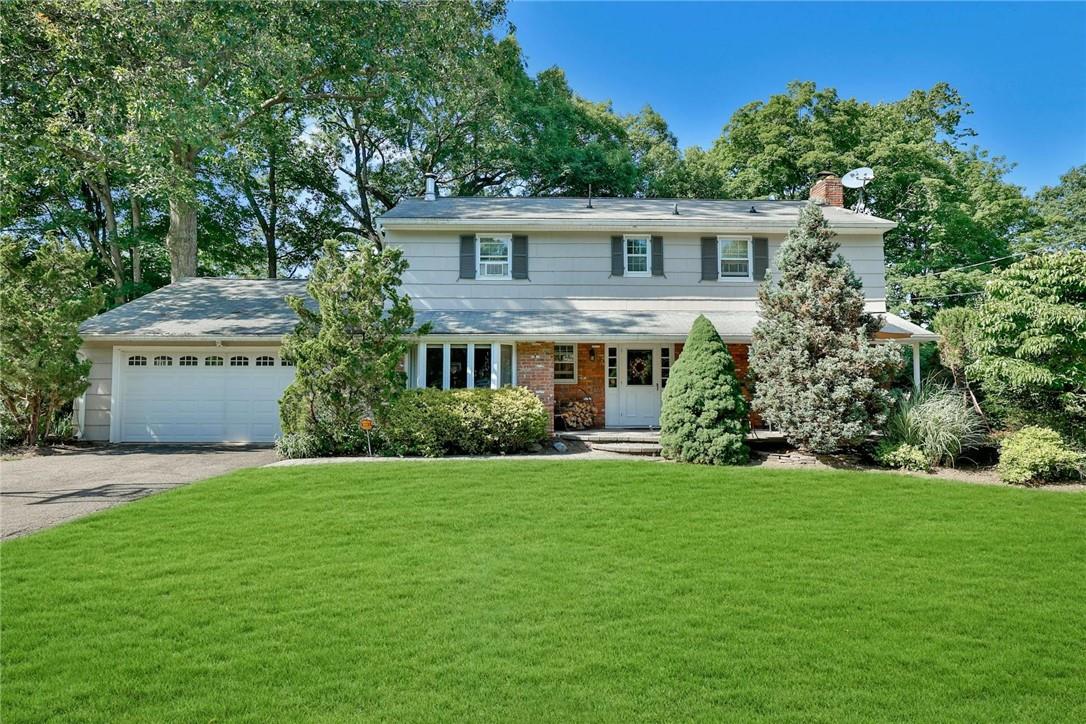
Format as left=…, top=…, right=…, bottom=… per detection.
left=119, top=350, right=296, bottom=443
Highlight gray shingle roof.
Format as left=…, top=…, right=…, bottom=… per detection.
left=380, top=197, right=895, bottom=229
left=79, top=278, right=308, bottom=338
left=79, top=277, right=936, bottom=342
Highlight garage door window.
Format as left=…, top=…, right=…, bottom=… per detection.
left=128, top=355, right=147, bottom=366
left=280, top=358, right=295, bottom=366
left=230, top=355, right=249, bottom=367
left=179, top=355, right=198, bottom=366
left=205, top=356, right=223, bottom=366
left=153, top=355, right=172, bottom=367
left=256, top=355, right=275, bottom=367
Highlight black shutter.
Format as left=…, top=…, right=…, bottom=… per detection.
left=459, top=234, right=475, bottom=279
left=651, top=235, right=664, bottom=276
left=611, top=236, right=624, bottom=276
left=753, top=237, right=769, bottom=281
left=700, top=237, right=718, bottom=281
left=512, top=235, right=528, bottom=279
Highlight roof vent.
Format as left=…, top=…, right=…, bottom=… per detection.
left=673, top=203, right=679, bottom=216
left=749, top=205, right=758, bottom=214
left=423, top=173, right=437, bottom=202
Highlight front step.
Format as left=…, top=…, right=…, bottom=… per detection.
left=591, top=441, right=663, bottom=457
left=558, top=430, right=661, bottom=444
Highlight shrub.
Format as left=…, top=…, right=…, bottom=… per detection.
left=378, top=387, right=547, bottom=457
left=998, top=426, right=1085, bottom=486
left=882, top=384, right=987, bottom=468
left=970, top=250, right=1086, bottom=447
left=749, top=203, right=900, bottom=453
left=659, top=315, right=749, bottom=465
left=874, top=440, right=931, bottom=472
left=276, top=431, right=330, bottom=460
left=278, top=240, right=421, bottom=456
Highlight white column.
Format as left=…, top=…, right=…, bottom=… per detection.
left=912, top=341, right=921, bottom=389
left=466, top=343, right=475, bottom=389
left=490, top=343, right=500, bottom=389
left=416, top=342, right=427, bottom=388
left=442, top=343, right=451, bottom=390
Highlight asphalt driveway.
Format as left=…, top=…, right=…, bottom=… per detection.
left=1, top=445, right=276, bottom=540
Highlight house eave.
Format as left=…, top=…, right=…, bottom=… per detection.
left=380, top=218, right=897, bottom=234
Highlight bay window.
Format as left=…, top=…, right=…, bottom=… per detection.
left=415, top=342, right=516, bottom=390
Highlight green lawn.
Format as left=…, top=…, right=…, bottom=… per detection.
left=2, top=461, right=1084, bottom=722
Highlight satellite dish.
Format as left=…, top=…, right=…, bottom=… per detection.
left=841, top=167, right=874, bottom=188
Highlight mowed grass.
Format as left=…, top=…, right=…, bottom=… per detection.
left=2, top=461, right=1084, bottom=722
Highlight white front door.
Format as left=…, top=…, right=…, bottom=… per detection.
left=611, top=345, right=662, bottom=427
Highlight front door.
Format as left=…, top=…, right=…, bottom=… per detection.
left=614, top=346, right=661, bottom=427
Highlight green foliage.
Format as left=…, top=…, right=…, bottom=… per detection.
left=970, top=251, right=1086, bottom=445
left=0, top=237, right=102, bottom=446
left=998, top=426, right=1084, bottom=486
left=274, top=431, right=330, bottom=461
left=1022, top=164, right=1086, bottom=252
left=750, top=203, right=900, bottom=453
left=378, top=387, right=548, bottom=457
left=659, top=316, right=749, bottom=465
left=278, top=240, right=419, bottom=455
left=874, top=441, right=932, bottom=473
left=881, top=384, right=987, bottom=467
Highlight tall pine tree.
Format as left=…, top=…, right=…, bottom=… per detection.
left=750, top=203, right=900, bottom=452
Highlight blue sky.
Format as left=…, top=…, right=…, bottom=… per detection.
left=506, top=1, right=1086, bottom=194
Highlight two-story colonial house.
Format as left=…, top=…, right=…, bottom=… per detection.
left=76, top=173, right=935, bottom=443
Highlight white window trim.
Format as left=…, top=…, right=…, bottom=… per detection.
left=415, top=340, right=517, bottom=390
left=476, top=233, right=512, bottom=280
left=717, top=235, right=754, bottom=282
left=623, top=234, right=652, bottom=277
left=554, top=343, right=577, bottom=385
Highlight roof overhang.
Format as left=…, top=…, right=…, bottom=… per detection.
left=380, top=218, right=897, bottom=234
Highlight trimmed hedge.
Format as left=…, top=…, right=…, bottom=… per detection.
left=378, top=387, right=549, bottom=457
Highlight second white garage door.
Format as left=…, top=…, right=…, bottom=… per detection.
left=118, top=350, right=296, bottom=443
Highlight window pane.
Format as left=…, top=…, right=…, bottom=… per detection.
left=153, top=355, right=172, bottom=366
left=720, top=239, right=748, bottom=259
left=205, top=356, right=223, bottom=366
left=474, top=346, right=493, bottom=388
left=626, top=238, right=647, bottom=255
left=721, top=260, right=749, bottom=277
left=449, top=345, right=467, bottom=389
left=479, top=237, right=510, bottom=278
left=500, top=344, right=514, bottom=386
left=425, top=345, right=443, bottom=389
left=626, top=349, right=653, bottom=386
left=554, top=344, right=576, bottom=382
left=607, top=347, right=618, bottom=388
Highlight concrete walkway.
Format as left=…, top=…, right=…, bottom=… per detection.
left=0, top=445, right=276, bottom=540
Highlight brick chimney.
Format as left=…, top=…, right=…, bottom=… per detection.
left=809, top=171, right=844, bottom=207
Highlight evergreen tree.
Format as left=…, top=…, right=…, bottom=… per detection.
left=750, top=203, right=900, bottom=452
left=659, top=315, right=749, bottom=465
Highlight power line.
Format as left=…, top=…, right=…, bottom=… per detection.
left=904, top=241, right=1080, bottom=280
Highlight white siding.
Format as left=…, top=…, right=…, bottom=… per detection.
left=388, top=229, right=886, bottom=313
left=81, top=343, right=113, bottom=442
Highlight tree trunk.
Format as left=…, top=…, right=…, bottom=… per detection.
left=266, top=147, right=278, bottom=278
left=130, top=196, right=142, bottom=285
left=166, top=145, right=199, bottom=281
left=87, top=174, right=126, bottom=304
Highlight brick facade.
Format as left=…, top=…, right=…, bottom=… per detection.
left=554, top=343, right=606, bottom=428
left=515, top=342, right=555, bottom=434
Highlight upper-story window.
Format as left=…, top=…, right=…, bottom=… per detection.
left=718, top=236, right=753, bottom=281
left=624, top=236, right=651, bottom=277
left=477, top=234, right=511, bottom=279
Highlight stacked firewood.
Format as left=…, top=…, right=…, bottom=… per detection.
left=559, top=399, right=595, bottom=430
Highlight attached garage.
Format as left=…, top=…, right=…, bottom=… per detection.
left=77, top=278, right=309, bottom=444
left=115, top=349, right=295, bottom=443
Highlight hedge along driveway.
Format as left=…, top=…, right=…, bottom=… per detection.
left=2, top=461, right=1084, bottom=722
